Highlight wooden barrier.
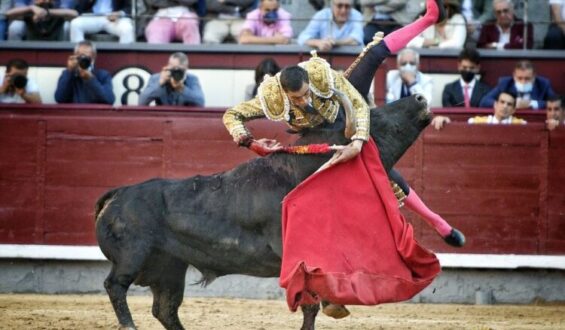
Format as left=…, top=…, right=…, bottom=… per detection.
left=0, top=105, right=563, bottom=255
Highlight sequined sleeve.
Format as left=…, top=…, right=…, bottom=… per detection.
left=334, top=72, right=370, bottom=141
left=222, top=97, right=266, bottom=143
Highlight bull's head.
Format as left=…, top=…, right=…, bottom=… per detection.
left=370, top=94, right=431, bottom=172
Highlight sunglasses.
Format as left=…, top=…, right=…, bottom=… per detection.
left=495, top=8, right=510, bottom=15
left=400, top=61, right=417, bottom=66
left=334, top=3, right=351, bottom=9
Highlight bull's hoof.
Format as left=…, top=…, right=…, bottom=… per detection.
left=322, top=303, right=350, bottom=319
left=443, top=228, right=465, bottom=247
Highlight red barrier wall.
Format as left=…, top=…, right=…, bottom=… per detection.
left=1, top=105, right=564, bottom=255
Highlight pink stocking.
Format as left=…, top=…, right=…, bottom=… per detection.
left=383, top=0, right=440, bottom=53
left=404, top=188, right=452, bottom=237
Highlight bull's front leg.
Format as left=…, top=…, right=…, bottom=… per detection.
left=300, top=303, right=320, bottom=330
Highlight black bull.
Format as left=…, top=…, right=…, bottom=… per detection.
left=95, top=94, right=431, bottom=330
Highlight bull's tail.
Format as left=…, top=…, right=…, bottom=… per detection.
left=94, top=188, right=120, bottom=223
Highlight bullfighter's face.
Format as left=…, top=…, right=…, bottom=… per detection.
left=285, top=82, right=312, bottom=110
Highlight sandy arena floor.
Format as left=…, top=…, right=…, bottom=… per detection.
left=1, top=294, right=564, bottom=330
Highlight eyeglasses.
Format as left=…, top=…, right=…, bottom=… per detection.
left=399, top=61, right=417, bottom=66
left=495, top=8, right=510, bottom=15
left=334, top=3, right=351, bottom=9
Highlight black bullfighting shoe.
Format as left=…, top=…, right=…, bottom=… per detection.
left=322, top=303, right=351, bottom=319
left=435, top=0, right=447, bottom=23
left=443, top=228, right=466, bottom=247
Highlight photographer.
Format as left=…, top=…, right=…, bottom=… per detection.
left=54, top=40, right=115, bottom=104
left=138, top=52, right=205, bottom=107
left=0, top=58, right=42, bottom=104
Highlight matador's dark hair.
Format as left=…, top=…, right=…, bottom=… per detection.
left=280, top=66, right=309, bottom=92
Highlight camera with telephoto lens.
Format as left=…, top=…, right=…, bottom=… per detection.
left=77, top=55, right=92, bottom=70
left=169, top=68, right=186, bottom=82
left=11, top=74, right=28, bottom=89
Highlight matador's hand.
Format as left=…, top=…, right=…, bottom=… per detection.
left=316, top=140, right=363, bottom=172
left=248, top=138, right=283, bottom=157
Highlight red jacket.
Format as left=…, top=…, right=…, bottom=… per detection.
left=477, top=18, right=533, bottom=49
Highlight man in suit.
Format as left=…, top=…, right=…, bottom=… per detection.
left=442, top=48, right=490, bottom=108
left=479, top=60, right=557, bottom=110
left=386, top=48, right=433, bottom=104
left=477, top=0, right=533, bottom=49
left=546, top=95, right=564, bottom=130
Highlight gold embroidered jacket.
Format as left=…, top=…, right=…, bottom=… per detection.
left=223, top=55, right=370, bottom=143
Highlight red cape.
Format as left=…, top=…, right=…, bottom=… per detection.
left=279, top=139, right=440, bottom=311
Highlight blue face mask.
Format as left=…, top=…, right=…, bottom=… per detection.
left=515, top=81, right=533, bottom=93
left=263, top=10, right=278, bottom=25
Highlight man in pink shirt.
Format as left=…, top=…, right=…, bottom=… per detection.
left=239, top=0, right=293, bottom=44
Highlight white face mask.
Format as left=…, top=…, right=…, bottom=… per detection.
left=400, top=63, right=417, bottom=74
left=515, top=81, right=533, bottom=93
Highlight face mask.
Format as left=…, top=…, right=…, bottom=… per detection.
left=400, top=64, right=417, bottom=74
left=263, top=10, right=278, bottom=25
left=460, top=70, right=475, bottom=83
left=515, top=81, right=533, bottom=93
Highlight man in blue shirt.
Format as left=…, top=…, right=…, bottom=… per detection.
left=297, top=0, right=364, bottom=51
left=138, top=52, right=205, bottom=107
left=54, top=40, right=115, bottom=104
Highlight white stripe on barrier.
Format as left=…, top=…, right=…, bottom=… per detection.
left=0, top=244, right=564, bottom=269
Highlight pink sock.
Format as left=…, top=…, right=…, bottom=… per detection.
left=383, top=0, right=439, bottom=53
left=404, top=188, right=452, bottom=237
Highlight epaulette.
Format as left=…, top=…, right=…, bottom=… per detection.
left=257, top=73, right=290, bottom=121
left=298, top=50, right=335, bottom=99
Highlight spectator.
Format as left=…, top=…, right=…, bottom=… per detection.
left=477, top=0, right=533, bottom=49
left=360, top=0, right=424, bottom=45
left=239, top=0, right=293, bottom=45
left=469, top=91, right=526, bottom=124
left=5, top=0, right=78, bottom=41
left=546, top=95, right=564, bottom=130
left=512, top=0, right=550, bottom=49
left=461, top=0, right=493, bottom=47
left=0, top=58, right=42, bottom=104
left=70, top=0, right=135, bottom=43
left=139, top=52, right=205, bottom=106
left=0, top=0, right=10, bottom=40
left=480, top=60, right=557, bottom=110
left=544, top=0, right=565, bottom=49
left=280, top=0, right=325, bottom=36
left=140, top=0, right=200, bottom=44
left=385, top=48, right=433, bottom=104
left=297, top=0, right=364, bottom=51
left=244, top=57, right=280, bottom=101
left=442, top=48, right=490, bottom=108
left=407, top=0, right=467, bottom=49
left=202, top=0, right=256, bottom=44
left=7, top=0, right=74, bottom=40
left=54, top=41, right=115, bottom=104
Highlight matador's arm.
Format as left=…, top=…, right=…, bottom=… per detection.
left=333, top=72, right=371, bottom=142
left=222, top=97, right=265, bottom=145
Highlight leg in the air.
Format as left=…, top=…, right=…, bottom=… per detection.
left=389, top=168, right=465, bottom=247
left=346, top=0, right=446, bottom=97
left=383, top=0, right=445, bottom=53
